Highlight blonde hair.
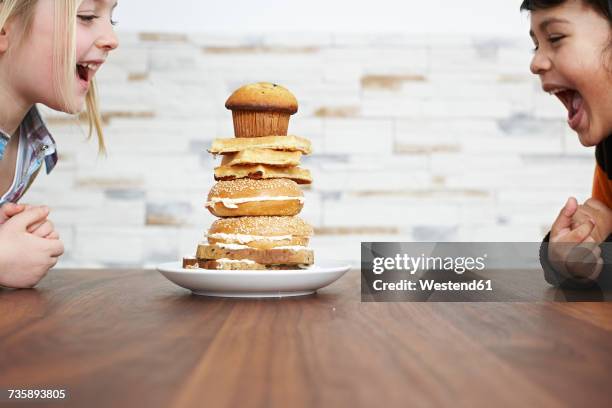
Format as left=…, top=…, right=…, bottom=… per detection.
left=0, top=0, right=106, bottom=154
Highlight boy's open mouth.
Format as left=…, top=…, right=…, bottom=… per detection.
left=549, top=87, right=585, bottom=130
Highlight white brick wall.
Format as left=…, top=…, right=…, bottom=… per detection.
left=21, top=31, right=596, bottom=267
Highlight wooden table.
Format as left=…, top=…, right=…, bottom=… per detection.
left=1, top=269, right=612, bottom=408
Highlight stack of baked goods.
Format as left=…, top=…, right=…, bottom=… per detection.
left=184, top=82, right=315, bottom=270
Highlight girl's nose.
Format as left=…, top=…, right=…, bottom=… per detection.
left=95, top=29, right=119, bottom=52
left=530, top=51, right=552, bottom=75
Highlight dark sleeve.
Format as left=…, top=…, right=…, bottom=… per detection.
left=539, top=232, right=612, bottom=289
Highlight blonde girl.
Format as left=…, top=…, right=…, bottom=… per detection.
left=0, top=0, right=118, bottom=288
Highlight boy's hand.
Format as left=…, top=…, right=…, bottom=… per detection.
left=0, top=203, right=59, bottom=239
left=571, top=198, right=612, bottom=243
left=548, top=197, right=603, bottom=282
left=0, top=207, right=64, bottom=288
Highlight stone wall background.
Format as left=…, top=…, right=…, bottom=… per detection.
left=28, top=32, right=594, bottom=268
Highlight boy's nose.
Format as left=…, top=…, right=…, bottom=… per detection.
left=530, top=51, right=552, bottom=75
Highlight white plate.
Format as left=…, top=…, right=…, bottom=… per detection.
left=156, top=261, right=351, bottom=298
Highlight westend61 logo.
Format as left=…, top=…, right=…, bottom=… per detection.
left=361, top=242, right=507, bottom=302
left=368, top=252, right=491, bottom=293
left=362, top=242, right=612, bottom=302
left=372, top=253, right=488, bottom=275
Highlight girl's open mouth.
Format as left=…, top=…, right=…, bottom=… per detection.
left=76, top=64, right=89, bottom=82
left=76, top=62, right=102, bottom=89
left=553, top=88, right=585, bottom=131
left=76, top=64, right=91, bottom=92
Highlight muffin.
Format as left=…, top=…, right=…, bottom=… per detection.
left=225, top=82, right=298, bottom=138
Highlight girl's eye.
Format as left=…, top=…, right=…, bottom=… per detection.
left=78, top=14, right=118, bottom=26
left=78, top=14, right=98, bottom=22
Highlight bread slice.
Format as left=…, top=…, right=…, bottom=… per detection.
left=208, top=135, right=312, bottom=155
left=198, top=258, right=267, bottom=270
left=214, top=164, right=312, bottom=184
left=197, top=259, right=308, bottom=270
left=182, top=256, right=199, bottom=269
left=196, top=243, right=314, bottom=265
left=221, top=148, right=302, bottom=167
left=183, top=256, right=265, bottom=270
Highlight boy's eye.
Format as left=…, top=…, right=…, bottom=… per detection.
left=548, top=35, right=565, bottom=44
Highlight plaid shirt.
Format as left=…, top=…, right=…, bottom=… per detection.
left=0, top=106, right=58, bottom=205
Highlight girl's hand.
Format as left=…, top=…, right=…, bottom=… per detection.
left=0, top=206, right=64, bottom=288
left=548, top=197, right=603, bottom=282
left=0, top=203, right=26, bottom=223
left=571, top=198, right=612, bottom=243
left=0, top=203, right=59, bottom=239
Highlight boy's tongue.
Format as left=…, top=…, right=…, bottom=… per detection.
left=570, top=91, right=583, bottom=117
left=567, top=90, right=585, bottom=130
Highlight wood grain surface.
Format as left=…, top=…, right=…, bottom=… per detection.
left=1, top=269, right=612, bottom=408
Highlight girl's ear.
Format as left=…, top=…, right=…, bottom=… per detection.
left=0, top=27, right=8, bottom=53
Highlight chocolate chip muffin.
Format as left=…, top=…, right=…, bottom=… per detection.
left=225, top=82, right=298, bottom=138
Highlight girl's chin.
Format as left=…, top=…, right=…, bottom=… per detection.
left=64, top=94, right=86, bottom=114
left=42, top=100, right=79, bottom=115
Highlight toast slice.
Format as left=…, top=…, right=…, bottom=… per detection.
left=214, top=164, right=312, bottom=184
left=182, top=256, right=199, bottom=269
left=196, top=259, right=309, bottom=270
left=196, top=243, right=314, bottom=266
left=209, top=135, right=312, bottom=155
left=221, top=148, right=302, bottom=167
left=198, top=258, right=267, bottom=270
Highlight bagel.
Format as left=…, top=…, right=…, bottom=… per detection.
left=207, top=216, right=312, bottom=249
left=206, top=179, right=304, bottom=217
